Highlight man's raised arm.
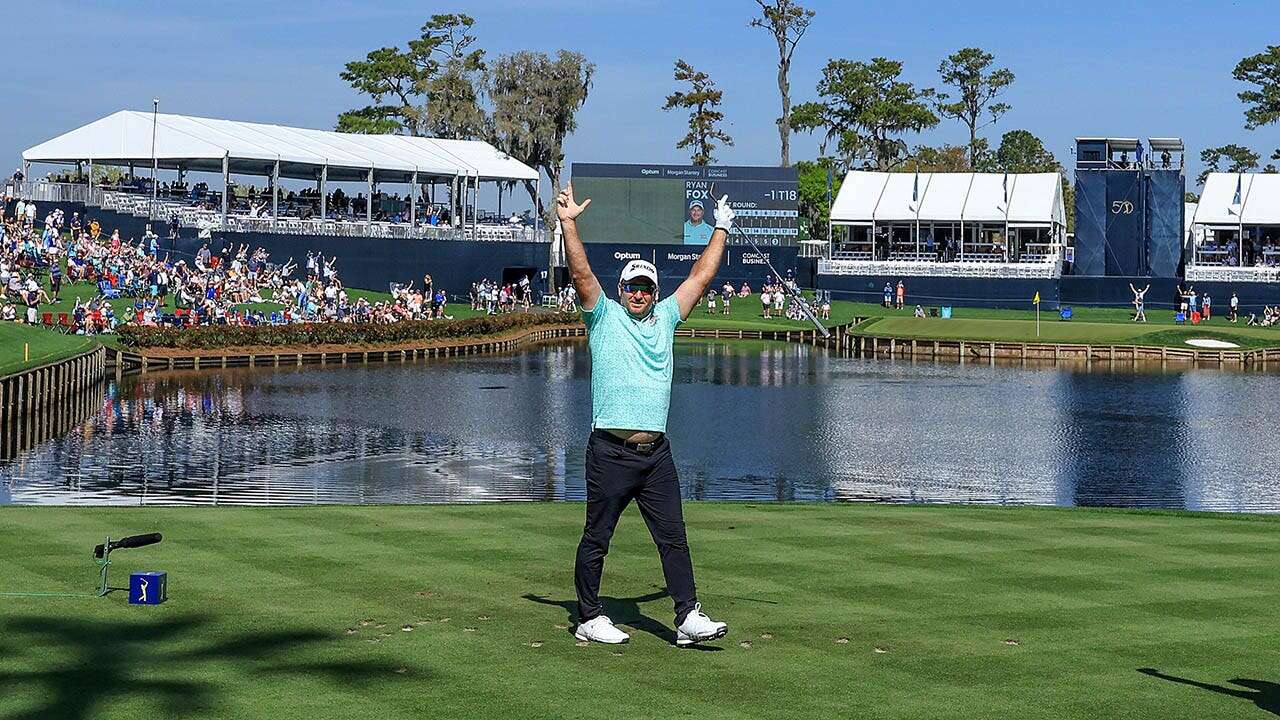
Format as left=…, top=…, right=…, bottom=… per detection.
left=556, top=182, right=602, bottom=311
left=674, top=195, right=735, bottom=320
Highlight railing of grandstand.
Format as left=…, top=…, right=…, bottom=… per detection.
left=819, top=252, right=1063, bottom=280
left=11, top=181, right=103, bottom=206
left=1185, top=265, right=1280, bottom=283
left=798, top=240, right=828, bottom=259
left=28, top=184, right=544, bottom=243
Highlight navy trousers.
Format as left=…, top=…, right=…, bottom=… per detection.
left=574, top=430, right=698, bottom=626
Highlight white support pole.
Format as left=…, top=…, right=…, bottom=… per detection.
left=367, top=169, right=374, bottom=225
left=87, top=159, right=93, bottom=192
left=272, top=159, right=280, bottom=230
left=535, top=176, right=541, bottom=239
left=221, top=154, right=229, bottom=225
left=150, top=98, right=159, bottom=224
left=320, top=165, right=327, bottom=222
left=470, top=175, right=477, bottom=237
left=452, top=174, right=459, bottom=229
left=410, top=170, right=418, bottom=230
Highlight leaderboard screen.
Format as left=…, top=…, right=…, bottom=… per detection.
left=570, top=163, right=798, bottom=246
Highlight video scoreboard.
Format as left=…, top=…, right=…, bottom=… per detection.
left=570, top=163, right=799, bottom=247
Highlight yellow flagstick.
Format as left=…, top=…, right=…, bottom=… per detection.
left=1033, top=291, right=1040, bottom=337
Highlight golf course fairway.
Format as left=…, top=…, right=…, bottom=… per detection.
left=1, top=503, right=1277, bottom=719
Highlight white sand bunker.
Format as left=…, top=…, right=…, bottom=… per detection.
left=1184, top=338, right=1240, bottom=349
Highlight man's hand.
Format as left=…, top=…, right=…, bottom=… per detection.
left=675, top=195, right=731, bottom=320
left=714, top=195, right=735, bottom=233
left=556, top=182, right=592, bottom=222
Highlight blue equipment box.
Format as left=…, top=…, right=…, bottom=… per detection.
left=129, top=571, right=168, bottom=605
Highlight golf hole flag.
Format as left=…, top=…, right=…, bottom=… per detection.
left=1032, top=291, right=1040, bottom=305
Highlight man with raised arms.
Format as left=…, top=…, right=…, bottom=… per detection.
left=556, top=181, right=730, bottom=647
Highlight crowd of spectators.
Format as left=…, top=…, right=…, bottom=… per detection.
left=470, top=276, right=532, bottom=314
left=0, top=197, right=480, bottom=334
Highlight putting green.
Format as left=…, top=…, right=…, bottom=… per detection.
left=0, top=323, right=98, bottom=376
left=859, top=316, right=1280, bottom=350
left=1, top=503, right=1277, bottom=719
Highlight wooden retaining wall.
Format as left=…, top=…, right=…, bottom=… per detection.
left=102, top=318, right=1279, bottom=375
left=0, top=346, right=107, bottom=459
left=837, top=331, right=1278, bottom=368
left=106, top=325, right=591, bottom=374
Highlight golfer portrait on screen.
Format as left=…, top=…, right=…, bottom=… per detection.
left=683, top=199, right=714, bottom=245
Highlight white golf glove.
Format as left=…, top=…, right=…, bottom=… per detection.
left=714, top=195, right=735, bottom=233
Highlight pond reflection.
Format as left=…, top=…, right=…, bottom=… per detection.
left=3, top=339, right=1279, bottom=512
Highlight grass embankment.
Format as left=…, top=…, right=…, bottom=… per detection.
left=0, top=322, right=97, bottom=376
left=0, top=503, right=1277, bottom=719
left=843, top=302, right=1280, bottom=350
left=16, top=263, right=1280, bottom=358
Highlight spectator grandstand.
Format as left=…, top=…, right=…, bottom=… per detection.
left=1186, top=173, right=1280, bottom=284
left=820, top=171, right=1066, bottom=281
left=14, top=110, right=544, bottom=244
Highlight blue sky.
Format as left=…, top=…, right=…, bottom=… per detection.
left=3, top=0, right=1278, bottom=202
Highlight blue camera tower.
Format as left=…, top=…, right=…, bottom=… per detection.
left=1073, top=137, right=1185, bottom=278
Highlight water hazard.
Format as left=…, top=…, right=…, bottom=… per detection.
left=3, top=339, right=1278, bottom=512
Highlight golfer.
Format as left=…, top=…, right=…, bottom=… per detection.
left=556, top=181, right=730, bottom=647
left=683, top=200, right=714, bottom=245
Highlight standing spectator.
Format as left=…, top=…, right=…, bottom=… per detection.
left=49, top=262, right=63, bottom=302
left=23, top=284, right=50, bottom=325
left=1129, top=283, right=1149, bottom=323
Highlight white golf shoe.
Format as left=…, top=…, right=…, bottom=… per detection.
left=675, top=603, right=728, bottom=646
left=574, top=615, right=630, bottom=644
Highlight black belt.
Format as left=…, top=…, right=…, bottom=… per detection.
left=595, top=430, right=664, bottom=454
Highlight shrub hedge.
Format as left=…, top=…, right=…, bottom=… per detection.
left=116, top=312, right=581, bottom=350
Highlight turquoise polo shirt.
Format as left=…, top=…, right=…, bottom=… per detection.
left=683, top=221, right=714, bottom=245
left=582, top=293, right=683, bottom=433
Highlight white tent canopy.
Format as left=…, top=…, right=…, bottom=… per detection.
left=828, top=171, right=889, bottom=225
left=1005, top=172, right=1065, bottom=226
left=21, top=110, right=538, bottom=183
left=916, top=173, right=973, bottom=222
left=830, top=170, right=1065, bottom=226
left=1192, top=172, right=1280, bottom=226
